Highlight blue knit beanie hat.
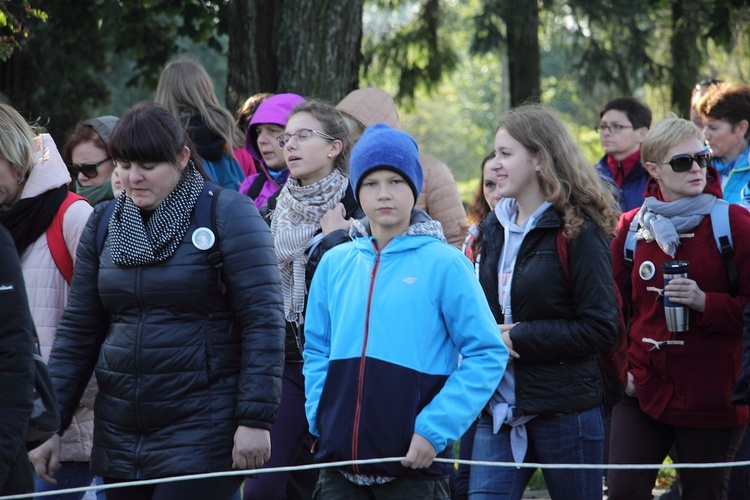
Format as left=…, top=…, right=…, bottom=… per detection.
left=349, top=123, right=423, bottom=203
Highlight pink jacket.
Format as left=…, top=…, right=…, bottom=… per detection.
left=20, top=134, right=94, bottom=462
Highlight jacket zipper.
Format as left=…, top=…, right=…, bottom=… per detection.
left=352, top=243, right=381, bottom=473
left=134, top=267, right=145, bottom=479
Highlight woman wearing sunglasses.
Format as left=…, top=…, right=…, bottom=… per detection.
left=608, top=117, right=750, bottom=499
left=63, top=115, right=119, bottom=205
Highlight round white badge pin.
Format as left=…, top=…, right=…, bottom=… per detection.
left=192, top=227, right=216, bottom=250
left=639, top=261, right=656, bottom=281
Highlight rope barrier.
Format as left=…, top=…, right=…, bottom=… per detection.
left=4, top=456, right=750, bottom=499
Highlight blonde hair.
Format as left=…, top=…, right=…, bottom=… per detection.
left=497, top=104, right=619, bottom=239
left=154, top=58, right=244, bottom=153
left=642, top=117, right=705, bottom=166
left=0, top=103, right=36, bottom=178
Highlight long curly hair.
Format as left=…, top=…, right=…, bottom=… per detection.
left=497, top=104, right=620, bottom=239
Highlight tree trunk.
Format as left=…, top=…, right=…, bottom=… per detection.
left=670, top=0, right=703, bottom=117
left=503, top=0, right=540, bottom=106
left=226, top=0, right=363, bottom=110
left=276, top=0, right=363, bottom=102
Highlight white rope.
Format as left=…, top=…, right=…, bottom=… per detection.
left=4, top=456, right=750, bottom=499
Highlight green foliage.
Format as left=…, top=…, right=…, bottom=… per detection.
left=0, top=1, right=47, bottom=62
left=362, top=0, right=459, bottom=105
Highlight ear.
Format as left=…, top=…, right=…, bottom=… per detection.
left=635, top=127, right=649, bottom=143
left=177, top=146, right=191, bottom=169
left=645, top=161, right=660, bottom=179
left=734, top=119, right=749, bottom=138
left=328, top=139, right=343, bottom=159
left=532, top=153, right=541, bottom=172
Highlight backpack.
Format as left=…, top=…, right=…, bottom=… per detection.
left=46, top=192, right=88, bottom=285
left=96, top=184, right=226, bottom=293
left=623, top=200, right=737, bottom=296
left=556, top=228, right=628, bottom=412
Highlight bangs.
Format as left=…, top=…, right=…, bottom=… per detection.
left=108, top=103, right=183, bottom=165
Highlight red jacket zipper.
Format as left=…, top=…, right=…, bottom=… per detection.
left=352, top=243, right=381, bottom=473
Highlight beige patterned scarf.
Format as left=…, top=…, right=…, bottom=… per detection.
left=271, top=169, right=348, bottom=323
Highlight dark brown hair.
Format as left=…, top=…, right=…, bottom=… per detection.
left=697, top=82, right=750, bottom=139
left=108, top=101, right=208, bottom=179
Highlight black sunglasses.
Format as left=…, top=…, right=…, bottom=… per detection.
left=661, top=150, right=712, bottom=173
left=68, top=157, right=111, bottom=179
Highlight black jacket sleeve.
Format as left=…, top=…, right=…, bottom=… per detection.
left=0, top=225, right=35, bottom=486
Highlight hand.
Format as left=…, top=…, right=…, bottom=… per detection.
left=319, top=203, right=351, bottom=235
left=232, top=426, right=271, bottom=470
left=498, top=323, right=520, bottom=358
left=401, top=433, right=436, bottom=469
left=29, top=434, right=61, bottom=484
left=625, top=371, right=637, bottom=398
left=663, top=278, right=706, bottom=313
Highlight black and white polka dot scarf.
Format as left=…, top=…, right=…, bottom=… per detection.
left=108, top=163, right=204, bottom=267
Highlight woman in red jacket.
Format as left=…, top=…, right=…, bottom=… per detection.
left=608, top=117, right=750, bottom=500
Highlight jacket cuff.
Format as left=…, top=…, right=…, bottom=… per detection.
left=237, top=420, right=273, bottom=431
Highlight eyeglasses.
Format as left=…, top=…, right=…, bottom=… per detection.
left=68, top=157, right=111, bottom=179
left=276, top=129, right=336, bottom=149
left=661, top=149, right=712, bottom=172
left=595, top=123, right=633, bottom=134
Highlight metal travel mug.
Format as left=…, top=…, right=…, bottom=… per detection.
left=662, top=260, right=689, bottom=332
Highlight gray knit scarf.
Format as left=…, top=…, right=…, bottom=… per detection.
left=271, top=169, right=348, bottom=323
left=635, top=193, right=717, bottom=257
left=108, top=164, right=204, bottom=267
left=350, top=208, right=446, bottom=242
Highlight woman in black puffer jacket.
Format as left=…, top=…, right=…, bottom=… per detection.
left=31, top=102, right=285, bottom=500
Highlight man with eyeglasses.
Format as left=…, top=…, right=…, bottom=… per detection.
left=595, top=97, right=652, bottom=212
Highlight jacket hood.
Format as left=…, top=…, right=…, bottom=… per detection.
left=245, top=93, right=306, bottom=158
left=22, top=134, right=70, bottom=199
left=643, top=165, right=723, bottom=201
left=494, top=198, right=554, bottom=231
left=336, top=88, right=402, bottom=130
left=349, top=208, right=446, bottom=247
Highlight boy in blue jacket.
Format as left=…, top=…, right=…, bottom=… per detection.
left=302, top=123, right=508, bottom=497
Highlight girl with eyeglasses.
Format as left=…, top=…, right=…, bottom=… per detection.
left=63, top=115, right=119, bottom=205
left=31, top=102, right=286, bottom=500
left=0, top=103, right=95, bottom=499
left=241, top=100, right=362, bottom=500
left=607, top=117, right=750, bottom=499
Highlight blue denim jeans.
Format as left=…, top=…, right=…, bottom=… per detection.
left=33, top=461, right=97, bottom=500
left=469, top=406, right=604, bottom=500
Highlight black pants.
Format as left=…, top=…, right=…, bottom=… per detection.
left=608, top=396, right=745, bottom=500
left=103, top=475, right=242, bottom=500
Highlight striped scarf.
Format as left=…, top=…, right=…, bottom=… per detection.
left=271, top=169, right=348, bottom=323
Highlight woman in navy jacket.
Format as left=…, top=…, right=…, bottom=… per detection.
left=31, top=102, right=285, bottom=500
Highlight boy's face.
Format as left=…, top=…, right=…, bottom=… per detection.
left=359, top=169, right=414, bottom=241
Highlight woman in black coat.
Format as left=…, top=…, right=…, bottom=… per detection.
left=0, top=224, right=35, bottom=496
left=31, top=102, right=286, bottom=500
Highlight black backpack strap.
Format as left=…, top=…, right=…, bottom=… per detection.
left=96, top=199, right=118, bottom=254
left=194, top=183, right=226, bottom=295
left=247, top=170, right=268, bottom=201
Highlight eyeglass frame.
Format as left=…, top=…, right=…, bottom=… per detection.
left=276, top=129, right=336, bottom=149
left=659, top=149, right=713, bottom=173
left=68, top=157, right=111, bottom=179
left=595, top=123, right=634, bottom=134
